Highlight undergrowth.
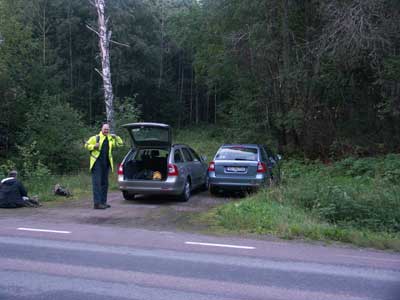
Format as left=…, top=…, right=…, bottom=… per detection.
left=212, top=154, right=400, bottom=250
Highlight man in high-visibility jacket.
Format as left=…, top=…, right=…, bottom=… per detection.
left=85, top=123, right=123, bottom=209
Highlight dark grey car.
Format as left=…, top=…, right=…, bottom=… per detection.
left=117, top=123, right=208, bottom=201
left=207, top=144, right=281, bottom=194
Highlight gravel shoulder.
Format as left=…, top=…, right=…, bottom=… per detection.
left=0, top=190, right=233, bottom=233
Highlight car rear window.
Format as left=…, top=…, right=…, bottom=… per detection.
left=131, top=127, right=169, bottom=144
left=134, top=148, right=169, bottom=161
left=215, top=147, right=258, bottom=161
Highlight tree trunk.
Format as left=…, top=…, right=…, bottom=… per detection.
left=190, top=66, right=193, bottom=123
left=68, top=0, right=73, bottom=97
left=158, top=0, right=164, bottom=89
left=195, top=85, right=199, bottom=125
left=214, top=85, right=217, bottom=124
left=92, top=0, right=115, bottom=131
left=179, top=56, right=185, bottom=128
left=43, top=3, right=46, bottom=65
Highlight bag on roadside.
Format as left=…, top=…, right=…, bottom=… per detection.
left=24, top=196, right=41, bottom=207
left=54, top=184, right=71, bottom=197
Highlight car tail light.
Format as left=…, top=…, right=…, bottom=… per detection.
left=117, top=163, right=124, bottom=175
left=208, top=161, right=215, bottom=172
left=168, top=164, right=179, bottom=176
left=257, top=162, right=267, bottom=173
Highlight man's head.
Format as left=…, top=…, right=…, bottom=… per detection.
left=101, top=123, right=110, bottom=135
left=8, top=170, right=17, bottom=178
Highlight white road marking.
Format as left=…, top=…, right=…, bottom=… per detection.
left=17, top=227, right=71, bottom=234
left=185, top=241, right=255, bottom=250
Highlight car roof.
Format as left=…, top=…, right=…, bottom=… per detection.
left=220, top=144, right=260, bottom=148
left=172, top=143, right=190, bottom=148
left=122, top=122, right=169, bottom=128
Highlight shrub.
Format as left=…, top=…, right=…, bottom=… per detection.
left=20, top=94, right=88, bottom=173
left=0, top=160, right=16, bottom=178
left=278, top=157, right=400, bottom=233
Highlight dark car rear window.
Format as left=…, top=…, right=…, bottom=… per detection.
left=215, top=147, right=258, bottom=161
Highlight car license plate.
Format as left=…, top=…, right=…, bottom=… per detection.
left=226, top=166, right=246, bottom=172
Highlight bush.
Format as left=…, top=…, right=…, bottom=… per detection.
left=211, top=156, right=400, bottom=250
left=332, top=154, right=400, bottom=184
left=279, top=156, right=400, bottom=233
left=20, top=94, right=88, bottom=173
left=0, top=160, right=16, bottom=178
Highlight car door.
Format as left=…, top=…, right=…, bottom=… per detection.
left=181, top=147, right=200, bottom=188
left=188, top=147, right=207, bottom=187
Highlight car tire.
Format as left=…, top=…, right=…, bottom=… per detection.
left=122, top=191, right=136, bottom=201
left=209, top=185, right=219, bottom=195
left=202, top=176, right=209, bottom=191
left=179, top=179, right=191, bottom=202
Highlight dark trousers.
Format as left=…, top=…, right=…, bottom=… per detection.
left=91, top=161, right=110, bottom=205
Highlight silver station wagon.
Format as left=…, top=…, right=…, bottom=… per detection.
left=117, top=122, right=208, bottom=201
left=207, top=144, right=281, bottom=194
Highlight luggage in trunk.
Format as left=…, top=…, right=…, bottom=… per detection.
left=123, top=148, right=168, bottom=181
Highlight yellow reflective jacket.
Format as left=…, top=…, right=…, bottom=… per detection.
left=84, top=131, right=123, bottom=172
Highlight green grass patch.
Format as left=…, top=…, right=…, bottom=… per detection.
left=211, top=190, right=400, bottom=251
left=24, top=171, right=92, bottom=202
left=209, top=155, right=400, bottom=251
left=24, top=170, right=120, bottom=202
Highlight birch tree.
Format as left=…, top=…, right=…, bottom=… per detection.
left=88, top=0, right=115, bottom=131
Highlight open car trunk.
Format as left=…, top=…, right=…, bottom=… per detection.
left=123, top=148, right=169, bottom=181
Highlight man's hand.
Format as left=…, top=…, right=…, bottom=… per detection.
left=94, top=143, right=100, bottom=150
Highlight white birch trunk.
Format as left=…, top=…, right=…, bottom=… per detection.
left=93, top=0, right=115, bottom=131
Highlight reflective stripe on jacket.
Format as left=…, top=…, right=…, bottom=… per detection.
left=84, top=131, right=123, bottom=172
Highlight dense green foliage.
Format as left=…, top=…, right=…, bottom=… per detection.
left=168, top=0, right=400, bottom=157
left=282, top=156, right=400, bottom=232
left=213, top=155, right=400, bottom=250
left=0, top=1, right=399, bottom=175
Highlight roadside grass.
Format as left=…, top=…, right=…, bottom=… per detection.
left=24, top=170, right=120, bottom=202
left=205, top=155, right=400, bottom=251
left=24, top=171, right=93, bottom=202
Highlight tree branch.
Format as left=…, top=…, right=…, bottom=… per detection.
left=86, top=24, right=99, bottom=36
left=94, top=68, right=104, bottom=79
left=110, top=39, right=130, bottom=48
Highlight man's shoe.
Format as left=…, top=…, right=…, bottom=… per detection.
left=94, top=204, right=107, bottom=209
left=105, top=204, right=111, bottom=208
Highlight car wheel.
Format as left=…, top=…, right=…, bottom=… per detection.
left=179, top=179, right=191, bottom=202
left=209, top=185, right=219, bottom=195
left=122, top=191, right=135, bottom=201
left=202, top=176, right=209, bottom=191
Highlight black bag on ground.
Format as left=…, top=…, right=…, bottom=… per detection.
left=54, top=184, right=71, bottom=197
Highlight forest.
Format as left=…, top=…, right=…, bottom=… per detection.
left=0, top=0, right=399, bottom=174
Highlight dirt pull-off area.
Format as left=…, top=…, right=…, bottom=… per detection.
left=0, top=190, right=234, bottom=233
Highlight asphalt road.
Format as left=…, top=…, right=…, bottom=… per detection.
left=0, top=192, right=399, bottom=300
